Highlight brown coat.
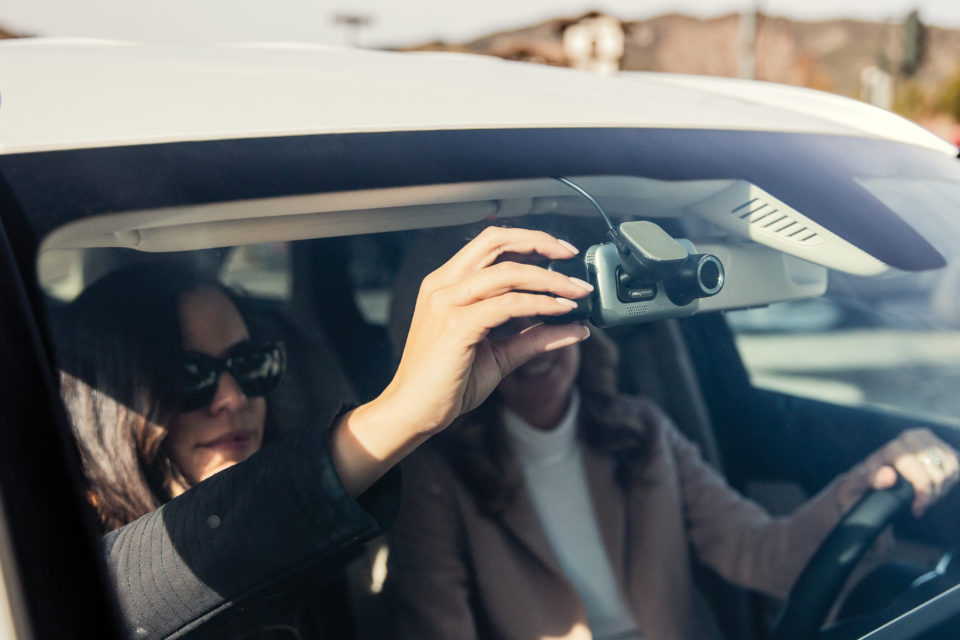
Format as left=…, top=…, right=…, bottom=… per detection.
left=387, top=398, right=849, bottom=640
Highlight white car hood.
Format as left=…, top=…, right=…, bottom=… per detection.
left=0, top=40, right=954, bottom=155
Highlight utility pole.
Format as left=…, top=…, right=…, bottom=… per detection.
left=738, top=0, right=762, bottom=79
left=332, top=13, right=373, bottom=48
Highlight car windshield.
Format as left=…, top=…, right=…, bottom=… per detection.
left=859, top=176, right=960, bottom=259
left=7, top=46, right=960, bottom=640
left=727, top=172, right=960, bottom=427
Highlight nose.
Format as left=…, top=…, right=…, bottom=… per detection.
left=206, top=371, right=249, bottom=414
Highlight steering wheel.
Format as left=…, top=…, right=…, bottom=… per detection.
left=768, top=476, right=915, bottom=640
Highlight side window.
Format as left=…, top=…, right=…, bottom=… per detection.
left=220, top=242, right=292, bottom=301
left=38, top=245, right=290, bottom=303
left=347, top=234, right=403, bottom=327
left=726, top=267, right=960, bottom=428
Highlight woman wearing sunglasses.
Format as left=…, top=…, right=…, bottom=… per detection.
left=56, top=227, right=594, bottom=640
left=58, top=267, right=285, bottom=530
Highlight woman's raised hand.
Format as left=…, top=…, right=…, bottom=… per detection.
left=332, top=227, right=593, bottom=495
left=838, top=428, right=960, bottom=517
left=387, top=226, right=593, bottom=434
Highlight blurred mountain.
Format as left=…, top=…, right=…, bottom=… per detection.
left=404, top=11, right=960, bottom=134
left=0, top=23, right=24, bottom=38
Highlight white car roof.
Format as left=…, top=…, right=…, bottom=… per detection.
left=0, top=39, right=955, bottom=156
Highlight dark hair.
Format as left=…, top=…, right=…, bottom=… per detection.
left=54, top=262, right=241, bottom=532
left=434, top=327, right=657, bottom=517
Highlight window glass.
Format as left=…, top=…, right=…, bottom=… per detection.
left=727, top=269, right=960, bottom=427
left=348, top=234, right=403, bottom=326
left=728, top=174, right=960, bottom=426
left=37, top=248, right=85, bottom=302
left=220, top=242, right=292, bottom=300
left=38, top=244, right=292, bottom=304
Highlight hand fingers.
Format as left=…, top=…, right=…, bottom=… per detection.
left=491, top=322, right=591, bottom=374
left=900, top=429, right=959, bottom=507
left=454, top=291, right=589, bottom=336
left=903, top=429, right=955, bottom=493
left=868, top=428, right=960, bottom=517
left=428, top=227, right=579, bottom=288
left=872, top=437, right=934, bottom=516
left=893, top=452, right=935, bottom=517
left=445, top=261, right=593, bottom=307
left=871, top=465, right=898, bottom=490
left=903, top=429, right=960, bottom=482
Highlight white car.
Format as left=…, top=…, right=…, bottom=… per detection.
left=2, top=40, right=960, bottom=640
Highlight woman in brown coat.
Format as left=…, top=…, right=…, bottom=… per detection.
left=387, top=326, right=959, bottom=640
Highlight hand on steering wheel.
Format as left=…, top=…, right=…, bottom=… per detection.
left=770, top=476, right=915, bottom=640
left=771, top=430, right=959, bottom=640
left=837, top=428, right=959, bottom=518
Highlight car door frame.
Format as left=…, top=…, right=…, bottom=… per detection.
left=0, top=175, right=121, bottom=639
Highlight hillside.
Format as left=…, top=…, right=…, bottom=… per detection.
left=406, top=12, right=960, bottom=133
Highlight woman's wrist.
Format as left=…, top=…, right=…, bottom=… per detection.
left=834, top=462, right=872, bottom=513
left=328, top=390, right=437, bottom=498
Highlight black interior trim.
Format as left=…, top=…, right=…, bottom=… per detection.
left=0, top=176, right=122, bottom=638
left=2, top=128, right=953, bottom=272
left=858, top=582, right=960, bottom=640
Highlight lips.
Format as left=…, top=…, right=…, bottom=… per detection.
left=199, top=430, right=254, bottom=451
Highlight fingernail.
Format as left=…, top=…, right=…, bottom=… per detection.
left=580, top=325, right=591, bottom=341
left=558, top=239, right=579, bottom=254
left=568, top=276, right=594, bottom=291
left=555, top=297, right=579, bottom=309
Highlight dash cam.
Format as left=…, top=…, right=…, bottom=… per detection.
left=548, top=220, right=724, bottom=327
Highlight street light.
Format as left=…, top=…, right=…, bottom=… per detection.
left=739, top=0, right=763, bottom=79
left=332, top=13, right=373, bottom=48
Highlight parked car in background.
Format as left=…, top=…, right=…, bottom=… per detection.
left=2, top=39, right=960, bottom=639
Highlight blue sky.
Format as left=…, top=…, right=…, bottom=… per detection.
left=3, top=1, right=959, bottom=47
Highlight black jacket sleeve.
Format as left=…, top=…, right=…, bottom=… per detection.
left=101, top=419, right=399, bottom=640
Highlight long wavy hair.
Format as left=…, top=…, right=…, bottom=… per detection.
left=434, top=327, right=658, bottom=517
left=54, top=263, right=244, bottom=532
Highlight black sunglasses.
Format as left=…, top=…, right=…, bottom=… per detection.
left=177, top=341, right=286, bottom=412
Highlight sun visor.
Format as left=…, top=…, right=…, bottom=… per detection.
left=688, top=181, right=891, bottom=276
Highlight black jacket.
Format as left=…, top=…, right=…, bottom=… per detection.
left=102, top=419, right=399, bottom=640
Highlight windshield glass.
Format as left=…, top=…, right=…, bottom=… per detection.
left=728, top=171, right=960, bottom=427
left=858, top=176, right=960, bottom=260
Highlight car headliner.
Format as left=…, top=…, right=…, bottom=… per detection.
left=0, top=40, right=955, bottom=156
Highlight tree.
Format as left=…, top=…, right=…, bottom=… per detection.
left=936, top=66, right=960, bottom=122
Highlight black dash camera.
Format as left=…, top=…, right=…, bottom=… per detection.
left=548, top=221, right=724, bottom=327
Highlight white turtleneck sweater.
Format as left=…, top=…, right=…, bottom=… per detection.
left=502, top=391, right=642, bottom=640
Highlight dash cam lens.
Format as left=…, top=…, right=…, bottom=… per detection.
left=697, top=255, right=723, bottom=294
left=664, top=253, right=725, bottom=306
